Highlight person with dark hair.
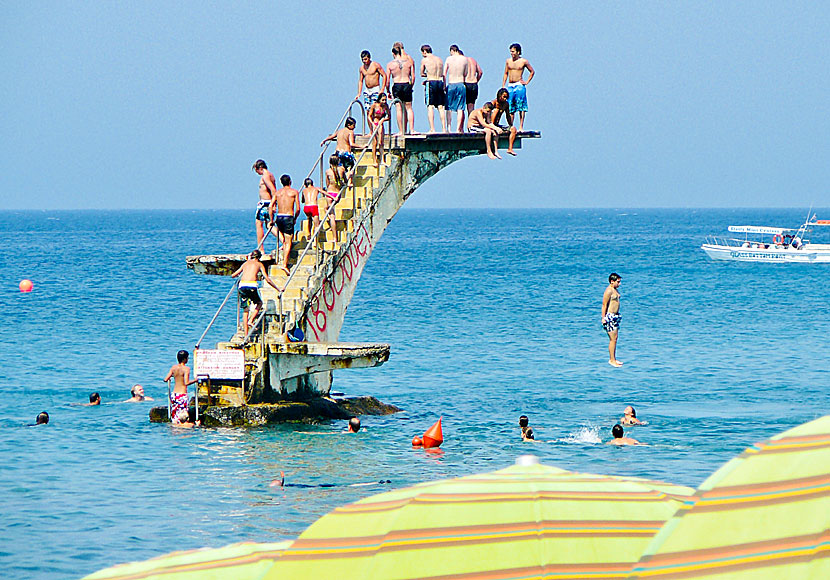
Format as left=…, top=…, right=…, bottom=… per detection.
left=444, top=45, right=468, bottom=132
left=387, top=45, right=415, bottom=135
left=621, top=406, right=643, bottom=425
left=467, top=102, right=503, bottom=159
left=602, top=273, right=623, bottom=367
left=489, top=88, right=518, bottom=155
left=252, top=159, right=278, bottom=252
left=164, top=350, right=198, bottom=424
left=231, top=250, right=283, bottom=337
left=85, top=392, right=101, bottom=406
left=35, top=411, right=49, bottom=425
left=347, top=417, right=361, bottom=433
left=322, top=154, right=347, bottom=243
left=123, top=384, right=153, bottom=403
left=367, top=93, right=390, bottom=168
left=519, top=415, right=535, bottom=441
left=420, top=44, right=446, bottom=133
left=464, top=51, right=483, bottom=121
left=301, top=178, right=322, bottom=237
left=607, top=424, right=643, bottom=446
left=357, top=50, right=387, bottom=108
left=270, top=174, right=300, bottom=274
left=321, top=117, right=358, bottom=177
left=502, top=43, right=535, bottom=131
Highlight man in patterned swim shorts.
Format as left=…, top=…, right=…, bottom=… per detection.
left=502, top=43, right=535, bottom=131
left=601, top=273, right=623, bottom=367
left=164, top=350, right=197, bottom=423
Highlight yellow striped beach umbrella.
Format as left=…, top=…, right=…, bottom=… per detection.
left=629, top=415, right=830, bottom=578
left=82, top=540, right=292, bottom=580
left=263, top=456, right=694, bottom=580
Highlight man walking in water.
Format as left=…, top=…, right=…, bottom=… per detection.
left=356, top=50, right=387, bottom=108
left=420, top=45, right=446, bottom=133
left=269, top=175, right=301, bottom=274
left=164, top=350, right=197, bottom=424
left=252, top=159, right=277, bottom=251
left=231, top=250, right=283, bottom=337
left=444, top=45, right=468, bottom=133
left=502, top=43, right=535, bottom=131
left=602, top=273, right=623, bottom=367
left=387, top=45, right=415, bottom=135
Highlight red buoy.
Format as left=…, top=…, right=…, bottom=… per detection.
left=412, top=436, right=423, bottom=447
left=422, top=417, right=443, bottom=448
left=19, top=279, right=33, bottom=293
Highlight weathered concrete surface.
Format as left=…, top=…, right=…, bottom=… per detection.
left=149, top=396, right=401, bottom=427
left=186, top=253, right=277, bottom=276
left=268, top=342, right=390, bottom=382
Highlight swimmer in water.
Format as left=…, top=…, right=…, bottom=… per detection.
left=172, top=409, right=200, bottom=428
left=123, top=384, right=154, bottom=403
left=519, top=415, right=538, bottom=442
left=84, top=392, right=101, bottom=406
left=620, top=405, right=643, bottom=425
left=347, top=417, right=361, bottom=433
left=32, top=411, right=49, bottom=425
left=606, top=424, right=644, bottom=446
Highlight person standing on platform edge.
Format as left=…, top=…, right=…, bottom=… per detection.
left=444, top=44, right=468, bottom=133
left=387, top=45, right=415, bottom=135
left=356, top=50, right=387, bottom=108
left=463, top=49, right=483, bottom=123
left=602, top=273, right=623, bottom=367
left=252, top=159, right=277, bottom=251
left=502, top=43, right=534, bottom=131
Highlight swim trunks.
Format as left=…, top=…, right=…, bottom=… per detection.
left=274, top=214, right=295, bottom=235
left=238, top=281, right=262, bottom=308
left=170, top=392, right=188, bottom=423
left=335, top=150, right=356, bottom=171
left=362, top=86, right=380, bottom=107
left=425, top=80, right=446, bottom=107
left=469, top=124, right=488, bottom=133
left=464, top=82, right=479, bottom=104
left=507, top=82, right=528, bottom=113
left=446, top=82, right=466, bottom=111
left=303, top=204, right=319, bottom=217
left=602, top=312, right=621, bottom=333
left=391, top=82, right=413, bottom=103
left=255, top=200, right=271, bottom=223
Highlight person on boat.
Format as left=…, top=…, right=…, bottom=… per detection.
left=792, top=236, right=803, bottom=249
left=301, top=178, right=322, bottom=238
left=367, top=93, right=390, bottom=168
left=164, top=350, right=198, bottom=425
left=322, top=154, right=346, bottom=243
left=420, top=44, right=447, bottom=133
left=269, top=174, right=301, bottom=274
left=602, top=273, right=623, bottom=367
left=606, top=424, right=644, bottom=446
left=468, top=102, right=503, bottom=159
left=620, top=405, right=643, bottom=425
left=231, top=250, right=283, bottom=337
left=356, top=49, right=387, bottom=108
left=387, top=45, right=416, bottom=135
left=123, top=384, right=153, bottom=403
left=347, top=417, right=361, bottom=433
left=252, top=159, right=277, bottom=252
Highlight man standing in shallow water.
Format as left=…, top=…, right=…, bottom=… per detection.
left=602, top=273, right=623, bottom=367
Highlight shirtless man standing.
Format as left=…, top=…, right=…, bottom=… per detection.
left=231, top=250, right=283, bottom=337
left=387, top=45, right=415, bottom=135
left=252, top=159, right=277, bottom=251
left=489, top=88, right=518, bottom=155
left=444, top=45, right=468, bottom=133
left=164, top=350, right=197, bottom=424
left=420, top=45, right=446, bottom=133
left=357, top=50, right=387, bottom=108
left=602, top=273, right=623, bottom=367
left=463, top=50, right=483, bottom=121
left=393, top=42, right=416, bottom=132
left=502, top=43, right=535, bottom=131
left=269, top=175, right=301, bottom=274
left=321, top=117, right=359, bottom=186
left=467, top=102, right=503, bottom=159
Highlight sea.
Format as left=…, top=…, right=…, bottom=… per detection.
left=1, top=208, right=828, bottom=578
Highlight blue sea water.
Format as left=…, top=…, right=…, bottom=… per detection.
left=0, top=208, right=828, bottom=578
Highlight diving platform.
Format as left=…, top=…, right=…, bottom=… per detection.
left=187, top=127, right=540, bottom=406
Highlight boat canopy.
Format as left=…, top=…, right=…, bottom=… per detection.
left=807, top=220, right=830, bottom=226
left=727, top=225, right=788, bottom=235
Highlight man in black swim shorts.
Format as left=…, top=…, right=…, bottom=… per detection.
left=231, top=250, right=283, bottom=337
left=387, top=45, right=415, bottom=134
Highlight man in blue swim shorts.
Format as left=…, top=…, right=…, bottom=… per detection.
left=502, top=43, right=535, bottom=131
left=321, top=117, right=359, bottom=186
left=443, top=44, right=468, bottom=132
left=252, top=159, right=277, bottom=251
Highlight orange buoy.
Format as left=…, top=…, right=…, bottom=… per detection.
left=19, top=279, right=33, bottom=293
left=412, top=436, right=423, bottom=447
left=422, top=417, right=443, bottom=448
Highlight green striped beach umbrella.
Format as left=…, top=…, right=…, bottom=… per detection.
left=82, top=540, right=292, bottom=580
left=629, top=415, right=830, bottom=578
left=263, top=456, right=694, bottom=580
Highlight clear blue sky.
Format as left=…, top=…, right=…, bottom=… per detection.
left=2, top=1, right=829, bottom=209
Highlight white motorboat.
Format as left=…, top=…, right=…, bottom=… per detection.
left=701, top=214, right=830, bottom=263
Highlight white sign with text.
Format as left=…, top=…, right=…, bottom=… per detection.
left=194, top=349, right=245, bottom=380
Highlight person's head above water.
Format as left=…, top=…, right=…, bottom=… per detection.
left=524, top=427, right=534, bottom=440
left=612, top=424, right=624, bottom=439
left=131, top=384, right=144, bottom=398
left=519, top=415, right=529, bottom=428
left=624, top=406, right=636, bottom=418
left=177, top=350, right=189, bottom=364
left=348, top=417, right=361, bottom=433
left=36, top=411, right=49, bottom=425
left=89, top=392, right=101, bottom=404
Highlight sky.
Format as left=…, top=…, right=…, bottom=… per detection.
left=2, top=1, right=829, bottom=209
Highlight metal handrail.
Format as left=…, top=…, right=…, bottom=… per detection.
left=275, top=105, right=394, bottom=335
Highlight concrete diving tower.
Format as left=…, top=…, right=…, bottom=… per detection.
left=187, top=130, right=540, bottom=404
